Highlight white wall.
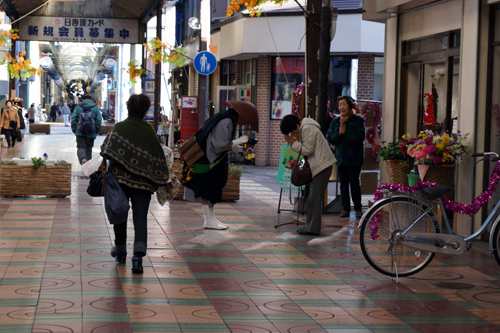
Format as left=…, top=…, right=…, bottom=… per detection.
left=28, top=41, right=41, bottom=108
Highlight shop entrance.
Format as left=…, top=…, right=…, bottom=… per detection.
left=216, top=85, right=251, bottom=114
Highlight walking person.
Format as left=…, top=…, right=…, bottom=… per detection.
left=0, top=100, right=20, bottom=148
left=101, top=94, right=171, bottom=274
left=61, top=102, right=71, bottom=127
left=71, top=94, right=102, bottom=165
left=326, top=96, right=366, bottom=218
left=27, top=103, right=36, bottom=124
left=280, top=114, right=336, bottom=235
left=182, top=100, right=259, bottom=230
left=50, top=102, right=58, bottom=122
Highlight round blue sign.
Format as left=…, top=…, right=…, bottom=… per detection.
left=194, top=51, right=217, bottom=75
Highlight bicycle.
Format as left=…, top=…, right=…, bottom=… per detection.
left=358, top=152, right=500, bottom=280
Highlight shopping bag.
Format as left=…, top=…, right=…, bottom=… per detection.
left=83, top=155, right=104, bottom=177
left=15, top=129, right=22, bottom=142
left=103, top=171, right=130, bottom=224
left=87, top=160, right=106, bottom=197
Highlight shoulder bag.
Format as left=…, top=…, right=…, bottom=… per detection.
left=103, top=170, right=130, bottom=225
left=291, top=128, right=312, bottom=187
left=87, top=159, right=106, bottom=197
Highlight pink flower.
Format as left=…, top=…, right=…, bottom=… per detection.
left=426, top=145, right=437, bottom=154
left=424, top=137, right=433, bottom=145
left=416, top=151, right=427, bottom=159
left=432, top=155, right=442, bottom=164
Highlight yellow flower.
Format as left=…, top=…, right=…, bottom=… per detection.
left=436, top=143, right=444, bottom=151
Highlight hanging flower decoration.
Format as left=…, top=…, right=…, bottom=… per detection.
left=1, top=52, right=42, bottom=80
left=369, top=161, right=500, bottom=240
left=226, top=0, right=287, bottom=17
left=125, top=60, right=146, bottom=85
left=363, top=102, right=382, bottom=159
left=66, top=79, right=91, bottom=99
left=0, top=26, right=19, bottom=48
left=291, top=83, right=304, bottom=115
left=143, top=38, right=189, bottom=67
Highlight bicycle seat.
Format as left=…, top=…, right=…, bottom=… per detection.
left=421, top=186, right=452, bottom=199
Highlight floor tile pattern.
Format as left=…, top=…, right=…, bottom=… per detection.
left=0, top=127, right=499, bottom=332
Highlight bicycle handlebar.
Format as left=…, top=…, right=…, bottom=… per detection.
left=472, top=152, right=499, bottom=158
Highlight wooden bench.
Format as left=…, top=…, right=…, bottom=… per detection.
left=29, top=124, right=50, bottom=134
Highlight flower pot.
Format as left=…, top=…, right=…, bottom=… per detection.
left=385, top=160, right=412, bottom=185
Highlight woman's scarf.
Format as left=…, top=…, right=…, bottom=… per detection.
left=340, top=108, right=354, bottom=123
left=101, top=117, right=172, bottom=205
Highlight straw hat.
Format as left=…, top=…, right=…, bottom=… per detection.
left=226, top=100, right=259, bottom=133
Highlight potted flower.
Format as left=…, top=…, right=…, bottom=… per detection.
left=379, top=134, right=415, bottom=185
left=407, top=130, right=469, bottom=191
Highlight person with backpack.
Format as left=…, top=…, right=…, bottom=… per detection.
left=71, top=94, right=102, bottom=165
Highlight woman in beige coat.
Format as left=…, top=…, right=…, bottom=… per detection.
left=0, top=100, right=20, bottom=148
left=281, top=114, right=336, bottom=235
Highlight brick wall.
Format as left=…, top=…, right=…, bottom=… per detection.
left=357, top=54, right=374, bottom=101
left=255, top=56, right=284, bottom=167
left=255, top=56, right=271, bottom=166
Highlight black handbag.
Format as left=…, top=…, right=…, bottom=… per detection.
left=15, top=129, right=22, bottom=142
left=9, top=120, right=16, bottom=128
left=104, top=171, right=130, bottom=225
left=291, top=128, right=312, bottom=187
left=87, top=160, right=106, bottom=197
left=291, top=147, right=312, bottom=187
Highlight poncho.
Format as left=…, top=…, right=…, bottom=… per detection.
left=100, top=116, right=172, bottom=205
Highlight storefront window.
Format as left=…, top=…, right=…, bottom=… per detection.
left=270, top=57, right=305, bottom=120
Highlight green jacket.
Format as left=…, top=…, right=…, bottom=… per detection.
left=71, top=100, right=102, bottom=139
left=326, top=114, right=365, bottom=167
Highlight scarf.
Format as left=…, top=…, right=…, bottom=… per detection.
left=340, top=108, right=354, bottom=123
left=101, top=116, right=172, bottom=205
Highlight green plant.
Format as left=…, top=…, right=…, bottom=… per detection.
left=31, top=153, right=48, bottom=169
left=0, top=160, right=16, bottom=165
left=229, top=164, right=246, bottom=178
left=55, top=160, right=72, bottom=169
left=379, top=141, right=406, bottom=161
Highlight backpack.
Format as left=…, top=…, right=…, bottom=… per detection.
left=78, top=106, right=96, bottom=134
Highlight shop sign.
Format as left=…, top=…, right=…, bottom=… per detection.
left=18, top=16, right=139, bottom=44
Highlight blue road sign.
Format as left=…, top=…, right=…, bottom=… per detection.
left=194, top=51, right=217, bottom=75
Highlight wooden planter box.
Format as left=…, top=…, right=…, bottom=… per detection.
left=0, top=165, right=71, bottom=197
left=29, top=124, right=50, bottom=134
left=174, top=174, right=241, bottom=201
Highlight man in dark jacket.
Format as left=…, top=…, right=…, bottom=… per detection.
left=50, top=102, right=58, bottom=122
left=71, top=94, right=102, bottom=165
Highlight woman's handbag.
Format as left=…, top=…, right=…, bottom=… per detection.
left=103, top=171, right=130, bottom=225
left=291, top=148, right=312, bottom=186
left=87, top=160, right=106, bottom=197
left=291, top=129, right=312, bottom=187
left=178, top=137, right=205, bottom=166
left=15, top=128, right=22, bottom=142
left=9, top=120, right=16, bottom=128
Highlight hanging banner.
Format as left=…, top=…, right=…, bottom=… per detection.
left=18, top=16, right=140, bottom=44
left=143, top=79, right=155, bottom=120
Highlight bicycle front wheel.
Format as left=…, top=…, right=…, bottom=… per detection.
left=492, top=221, right=500, bottom=267
left=359, top=196, right=441, bottom=277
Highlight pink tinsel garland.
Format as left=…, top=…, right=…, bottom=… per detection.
left=292, top=83, right=305, bottom=115
left=370, top=161, right=500, bottom=240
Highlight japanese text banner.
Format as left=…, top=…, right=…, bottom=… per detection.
left=18, top=16, right=140, bottom=44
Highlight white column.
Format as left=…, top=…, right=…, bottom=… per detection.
left=456, top=0, right=479, bottom=235
left=380, top=15, right=399, bottom=184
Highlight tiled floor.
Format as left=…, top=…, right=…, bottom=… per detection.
left=0, top=124, right=499, bottom=332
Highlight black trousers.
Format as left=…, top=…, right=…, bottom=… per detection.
left=28, top=119, right=34, bottom=124
left=338, top=164, right=362, bottom=211
left=112, top=184, right=152, bottom=257
left=3, top=129, right=16, bottom=147
left=50, top=112, right=56, bottom=122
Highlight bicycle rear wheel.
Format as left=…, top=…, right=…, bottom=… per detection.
left=359, top=196, right=441, bottom=277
